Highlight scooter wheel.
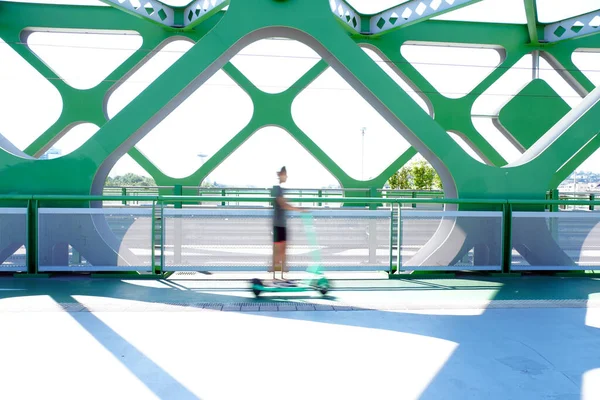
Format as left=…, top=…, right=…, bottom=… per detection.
left=317, top=278, right=329, bottom=295
left=251, top=278, right=262, bottom=297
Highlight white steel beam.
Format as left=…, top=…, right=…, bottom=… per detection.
left=369, top=0, right=483, bottom=34
left=545, top=9, right=600, bottom=42
left=329, top=0, right=362, bottom=33
left=184, top=0, right=229, bottom=28
left=101, top=0, right=175, bottom=28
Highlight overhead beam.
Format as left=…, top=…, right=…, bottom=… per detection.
left=183, top=0, right=229, bottom=29
left=100, top=0, right=175, bottom=28
left=329, top=0, right=362, bottom=33
left=524, top=0, right=539, bottom=44
left=101, top=0, right=229, bottom=28
left=544, top=8, right=600, bottom=42
left=368, top=0, right=483, bottom=35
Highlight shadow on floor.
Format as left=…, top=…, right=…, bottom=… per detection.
left=0, top=275, right=599, bottom=399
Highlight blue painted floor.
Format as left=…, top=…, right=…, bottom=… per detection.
left=0, top=274, right=599, bottom=399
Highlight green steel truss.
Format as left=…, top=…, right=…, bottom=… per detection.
left=1, top=0, right=600, bottom=270
left=0, top=0, right=599, bottom=201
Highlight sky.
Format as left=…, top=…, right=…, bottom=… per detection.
left=0, top=0, right=600, bottom=188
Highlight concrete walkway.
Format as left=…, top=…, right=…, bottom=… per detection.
left=0, top=274, right=599, bottom=399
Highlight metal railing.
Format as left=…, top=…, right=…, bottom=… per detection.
left=102, top=186, right=446, bottom=207
left=103, top=185, right=599, bottom=209
left=1, top=194, right=599, bottom=275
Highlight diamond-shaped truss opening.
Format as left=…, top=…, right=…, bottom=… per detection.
left=415, top=2, right=427, bottom=16
left=0, top=38, right=62, bottom=151
left=143, top=2, right=154, bottom=15
left=41, top=123, right=99, bottom=159
left=27, top=30, right=142, bottom=90
left=572, top=50, right=600, bottom=87
left=346, top=0, right=411, bottom=14
left=537, top=0, right=600, bottom=23
left=160, top=0, right=197, bottom=6
left=430, top=0, right=442, bottom=11
left=433, top=0, right=527, bottom=24
left=135, top=69, right=253, bottom=179
left=207, top=127, right=339, bottom=189
left=402, top=8, right=413, bottom=20
left=570, top=21, right=585, bottom=33
left=158, top=8, right=168, bottom=20
left=107, top=40, right=193, bottom=119
left=590, top=16, right=600, bottom=28
left=230, top=38, right=321, bottom=95
left=389, top=12, right=399, bottom=25
left=377, top=17, right=386, bottom=29
left=292, top=67, right=412, bottom=181
left=447, top=131, right=486, bottom=164
left=553, top=26, right=567, bottom=37
left=401, top=43, right=502, bottom=99
left=130, top=0, right=142, bottom=10
left=362, top=47, right=432, bottom=116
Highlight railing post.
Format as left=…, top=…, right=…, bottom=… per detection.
left=318, top=189, right=322, bottom=207
left=121, top=187, right=127, bottom=206
left=590, top=194, right=595, bottom=211
left=27, top=199, right=38, bottom=275
left=160, top=201, right=166, bottom=274
left=412, top=191, right=416, bottom=208
left=549, top=189, right=559, bottom=212
left=501, top=202, right=512, bottom=274
left=151, top=201, right=158, bottom=275
left=172, top=186, right=183, bottom=264
left=397, top=202, right=402, bottom=274
left=389, top=203, right=394, bottom=273
left=369, top=187, right=377, bottom=210
left=174, top=185, right=182, bottom=209
left=221, top=189, right=226, bottom=207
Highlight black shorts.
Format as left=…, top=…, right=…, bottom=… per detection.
left=273, top=226, right=287, bottom=243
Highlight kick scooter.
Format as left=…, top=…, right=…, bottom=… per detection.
left=251, top=212, right=330, bottom=297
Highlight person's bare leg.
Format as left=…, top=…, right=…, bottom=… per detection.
left=280, top=241, right=288, bottom=280
left=273, top=242, right=285, bottom=280
left=271, top=242, right=277, bottom=280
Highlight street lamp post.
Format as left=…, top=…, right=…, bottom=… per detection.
left=360, top=127, right=366, bottom=180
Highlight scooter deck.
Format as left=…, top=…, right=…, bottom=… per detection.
left=252, top=284, right=316, bottom=293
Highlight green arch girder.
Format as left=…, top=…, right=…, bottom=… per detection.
left=0, top=0, right=599, bottom=201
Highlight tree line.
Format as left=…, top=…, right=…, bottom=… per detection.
left=106, top=163, right=443, bottom=191
left=105, top=173, right=156, bottom=187
left=387, top=160, right=442, bottom=190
